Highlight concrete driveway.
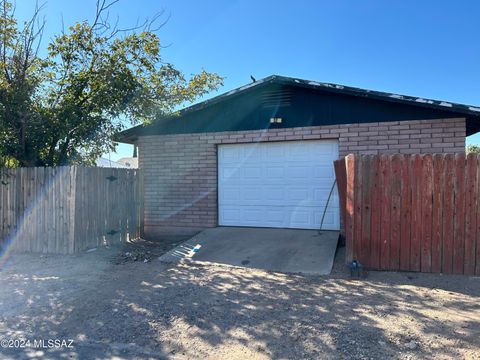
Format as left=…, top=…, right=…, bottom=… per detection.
left=159, top=227, right=339, bottom=275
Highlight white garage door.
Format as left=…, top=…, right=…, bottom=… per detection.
left=218, top=140, right=340, bottom=230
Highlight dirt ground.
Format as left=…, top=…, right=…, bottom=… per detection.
left=0, top=238, right=479, bottom=360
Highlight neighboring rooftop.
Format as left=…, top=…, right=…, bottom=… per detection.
left=118, top=75, right=480, bottom=143
left=116, top=157, right=138, bottom=168
left=96, top=157, right=138, bottom=168
left=96, top=157, right=130, bottom=168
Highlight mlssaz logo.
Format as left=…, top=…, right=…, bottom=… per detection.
left=33, top=339, right=74, bottom=349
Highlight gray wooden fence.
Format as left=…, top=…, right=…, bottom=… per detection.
left=0, top=166, right=144, bottom=254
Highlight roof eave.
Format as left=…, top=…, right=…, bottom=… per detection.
left=272, top=76, right=480, bottom=119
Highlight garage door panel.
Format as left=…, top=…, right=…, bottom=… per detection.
left=221, top=208, right=241, bottom=222
left=239, top=145, right=265, bottom=163
left=266, top=209, right=284, bottom=224
left=219, top=146, right=241, bottom=160
left=287, top=145, right=311, bottom=160
left=265, top=187, right=284, bottom=201
left=244, top=209, right=263, bottom=221
left=239, top=187, right=258, bottom=201
left=218, top=140, right=339, bottom=230
left=265, top=144, right=286, bottom=159
left=219, top=166, right=240, bottom=181
left=287, top=188, right=310, bottom=202
left=244, top=166, right=262, bottom=179
left=220, top=187, right=240, bottom=202
left=312, top=209, right=337, bottom=229
left=289, top=210, right=311, bottom=225
left=313, top=188, right=337, bottom=202
left=286, top=166, right=311, bottom=179
left=265, top=166, right=284, bottom=178
left=225, top=188, right=339, bottom=208
left=313, top=165, right=335, bottom=177
left=220, top=205, right=338, bottom=230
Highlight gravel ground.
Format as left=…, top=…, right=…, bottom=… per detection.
left=0, top=240, right=479, bottom=359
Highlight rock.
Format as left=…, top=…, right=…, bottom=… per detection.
left=405, top=341, right=418, bottom=350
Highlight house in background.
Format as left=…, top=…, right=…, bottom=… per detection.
left=95, top=157, right=138, bottom=168
left=116, top=157, right=138, bottom=168
left=96, top=157, right=130, bottom=168
left=118, top=75, right=480, bottom=239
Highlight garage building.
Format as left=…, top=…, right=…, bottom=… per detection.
left=118, top=75, right=480, bottom=238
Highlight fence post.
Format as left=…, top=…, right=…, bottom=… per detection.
left=344, top=154, right=355, bottom=263
left=137, top=169, right=145, bottom=238
left=333, top=158, right=347, bottom=240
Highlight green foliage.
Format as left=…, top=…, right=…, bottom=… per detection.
left=0, top=1, right=223, bottom=166
left=466, top=145, right=480, bottom=154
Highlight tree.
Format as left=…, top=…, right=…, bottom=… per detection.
left=466, top=144, right=480, bottom=154
left=0, top=0, right=223, bottom=167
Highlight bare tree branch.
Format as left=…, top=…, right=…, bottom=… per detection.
left=91, top=0, right=170, bottom=41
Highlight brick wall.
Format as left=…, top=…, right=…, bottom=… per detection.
left=138, top=118, right=466, bottom=238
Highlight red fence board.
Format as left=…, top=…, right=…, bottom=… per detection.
left=421, top=154, right=433, bottom=272
left=354, top=156, right=363, bottom=264
left=453, top=154, right=466, bottom=274
left=476, top=156, right=480, bottom=276
left=335, top=153, right=479, bottom=275
left=379, top=156, right=391, bottom=270
left=390, top=155, right=402, bottom=270
left=399, top=155, right=411, bottom=271
left=370, top=156, right=381, bottom=269
left=360, top=157, right=372, bottom=265
left=410, top=155, right=422, bottom=272
left=442, top=155, right=455, bottom=274
left=431, top=154, right=444, bottom=273
left=464, top=154, right=477, bottom=275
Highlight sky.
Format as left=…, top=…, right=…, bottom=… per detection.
left=15, top=0, right=480, bottom=160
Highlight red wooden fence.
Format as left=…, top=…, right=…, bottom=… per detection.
left=334, top=153, right=480, bottom=275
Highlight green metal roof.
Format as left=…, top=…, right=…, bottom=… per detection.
left=118, top=75, right=480, bottom=143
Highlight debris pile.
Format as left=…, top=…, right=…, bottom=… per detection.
left=113, top=248, right=152, bottom=264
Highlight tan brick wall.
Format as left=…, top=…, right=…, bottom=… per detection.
left=138, top=118, right=466, bottom=238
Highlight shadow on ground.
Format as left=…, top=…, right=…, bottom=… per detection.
left=0, top=243, right=478, bottom=359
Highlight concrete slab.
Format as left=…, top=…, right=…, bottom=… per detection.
left=159, top=227, right=339, bottom=275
